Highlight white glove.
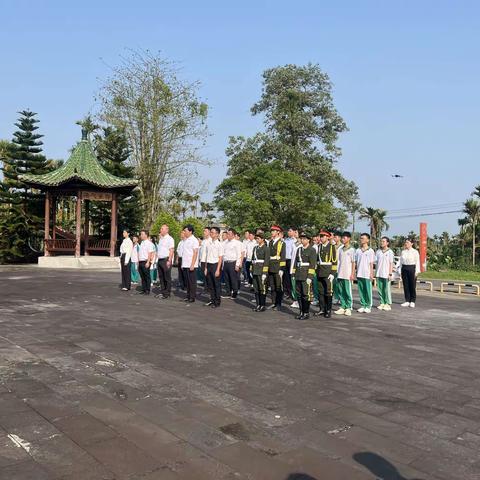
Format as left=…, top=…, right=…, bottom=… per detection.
left=328, top=274, right=334, bottom=282
left=279, top=270, right=284, bottom=279
left=306, top=278, right=312, bottom=285
left=261, top=274, right=267, bottom=282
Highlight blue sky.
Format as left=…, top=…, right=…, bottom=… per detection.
left=1, top=0, right=479, bottom=235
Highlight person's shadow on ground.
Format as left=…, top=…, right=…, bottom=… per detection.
left=285, top=475, right=317, bottom=480
left=353, top=452, right=425, bottom=480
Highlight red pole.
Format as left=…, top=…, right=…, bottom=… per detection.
left=420, top=222, right=427, bottom=272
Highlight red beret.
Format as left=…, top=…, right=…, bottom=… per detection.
left=270, top=225, right=283, bottom=232
left=319, top=230, right=331, bottom=238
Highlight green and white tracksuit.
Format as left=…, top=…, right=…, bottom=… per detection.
left=355, top=247, right=375, bottom=309
left=375, top=248, right=394, bottom=305
left=337, top=245, right=355, bottom=309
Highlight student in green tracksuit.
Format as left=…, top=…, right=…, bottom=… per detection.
left=334, top=232, right=356, bottom=316
left=355, top=233, right=375, bottom=313
left=292, top=231, right=317, bottom=320
left=251, top=231, right=270, bottom=312
left=375, top=236, right=394, bottom=311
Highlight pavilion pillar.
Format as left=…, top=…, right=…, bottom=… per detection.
left=110, top=194, right=118, bottom=257
left=52, top=196, right=57, bottom=240
left=75, top=192, right=82, bottom=258
left=84, top=200, right=90, bottom=256
left=44, top=191, right=51, bottom=257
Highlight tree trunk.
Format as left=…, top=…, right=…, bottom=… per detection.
left=473, top=220, right=476, bottom=266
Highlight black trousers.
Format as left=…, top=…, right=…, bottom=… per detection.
left=206, top=263, right=222, bottom=305
left=296, top=279, right=313, bottom=313
left=138, top=261, right=151, bottom=293
left=283, top=259, right=292, bottom=297
left=401, top=264, right=417, bottom=302
left=177, top=257, right=185, bottom=289
left=120, top=254, right=132, bottom=290
left=269, top=271, right=283, bottom=306
left=317, top=275, right=333, bottom=312
left=183, top=267, right=197, bottom=300
left=224, top=261, right=239, bottom=295
left=157, top=258, right=172, bottom=296
left=253, top=274, right=267, bottom=306
left=244, top=260, right=253, bottom=284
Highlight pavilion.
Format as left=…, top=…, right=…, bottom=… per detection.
left=19, top=129, right=138, bottom=264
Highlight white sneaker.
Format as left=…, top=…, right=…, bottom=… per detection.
left=357, top=307, right=365, bottom=313
left=334, top=308, right=345, bottom=315
left=291, top=301, right=299, bottom=309
left=401, top=302, right=410, bottom=307
left=383, top=304, right=392, bottom=311
left=409, top=302, right=415, bottom=308
left=364, top=308, right=371, bottom=313
left=344, top=309, right=352, bottom=316
left=377, top=304, right=385, bottom=310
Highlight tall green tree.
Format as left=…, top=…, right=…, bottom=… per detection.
left=0, top=111, right=50, bottom=263
left=359, top=207, right=390, bottom=248
left=214, top=63, right=358, bottom=230
left=90, top=126, right=143, bottom=238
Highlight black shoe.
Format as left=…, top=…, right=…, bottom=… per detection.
left=204, top=301, right=214, bottom=306
left=302, top=314, right=310, bottom=320
left=324, top=310, right=331, bottom=318
left=313, top=311, right=324, bottom=317
left=257, top=306, right=266, bottom=312
left=295, top=313, right=304, bottom=319
left=136, top=291, right=146, bottom=295
left=188, top=299, right=195, bottom=303
left=231, top=292, right=238, bottom=299
left=183, top=298, right=190, bottom=302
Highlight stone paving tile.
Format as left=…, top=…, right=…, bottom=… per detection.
left=0, top=459, right=51, bottom=480
left=53, top=413, right=119, bottom=446
left=0, top=410, right=62, bottom=444
left=0, top=431, right=31, bottom=468
left=82, top=436, right=161, bottom=479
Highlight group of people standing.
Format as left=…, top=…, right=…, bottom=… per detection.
left=118, top=224, right=421, bottom=320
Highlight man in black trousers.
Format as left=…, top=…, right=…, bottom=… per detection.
left=137, top=230, right=155, bottom=295
left=180, top=224, right=200, bottom=302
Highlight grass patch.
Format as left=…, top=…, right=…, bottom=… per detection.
left=419, top=270, right=480, bottom=282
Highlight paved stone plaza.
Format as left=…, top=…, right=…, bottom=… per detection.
left=0, top=267, right=479, bottom=480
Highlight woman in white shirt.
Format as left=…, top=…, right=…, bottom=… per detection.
left=119, top=230, right=133, bottom=291
left=399, top=238, right=421, bottom=308
left=130, top=235, right=140, bottom=285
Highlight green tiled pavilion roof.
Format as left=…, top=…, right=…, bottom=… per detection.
left=19, top=138, right=138, bottom=190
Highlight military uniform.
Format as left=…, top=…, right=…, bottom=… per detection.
left=315, top=233, right=338, bottom=318
left=292, top=238, right=317, bottom=320
left=251, top=239, right=270, bottom=311
left=268, top=227, right=286, bottom=310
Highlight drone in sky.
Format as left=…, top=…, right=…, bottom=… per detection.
left=391, top=174, right=404, bottom=178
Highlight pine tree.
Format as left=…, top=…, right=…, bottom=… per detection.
left=90, top=127, right=143, bottom=238
left=0, top=111, right=50, bottom=263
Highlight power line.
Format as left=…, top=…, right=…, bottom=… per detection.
left=386, top=210, right=463, bottom=220
left=387, top=202, right=463, bottom=214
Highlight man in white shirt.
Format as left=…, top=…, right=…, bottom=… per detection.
left=334, top=231, right=356, bottom=316
left=199, top=227, right=211, bottom=287
left=355, top=233, right=376, bottom=313
left=283, top=227, right=298, bottom=299
left=376, top=236, right=394, bottom=311
left=156, top=224, right=175, bottom=299
left=242, top=230, right=256, bottom=287
left=119, top=229, right=133, bottom=291
left=204, top=226, right=224, bottom=308
left=137, top=230, right=156, bottom=295
left=222, top=228, right=243, bottom=299
left=181, top=224, right=200, bottom=302
left=176, top=231, right=185, bottom=290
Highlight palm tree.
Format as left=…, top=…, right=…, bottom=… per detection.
left=359, top=207, right=390, bottom=248
left=200, top=201, right=213, bottom=218
left=463, top=198, right=480, bottom=265
left=472, top=185, right=480, bottom=199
